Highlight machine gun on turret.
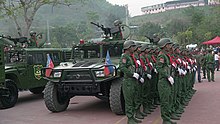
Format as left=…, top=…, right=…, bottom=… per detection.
left=90, top=22, right=112, bottom=37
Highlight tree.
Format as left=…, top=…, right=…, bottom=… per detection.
left=0, top=0, right=75, bottom=37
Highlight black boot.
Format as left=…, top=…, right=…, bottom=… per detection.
left=132, top=117, right=142, bottom=123
left=135, top=110, right=144, bottom=119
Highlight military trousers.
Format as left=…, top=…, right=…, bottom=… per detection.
left=158, top=77, right=172, bottom=122
left=122, top=77, right=136, bottom=118
left=207, top=68, right=215, bottom=81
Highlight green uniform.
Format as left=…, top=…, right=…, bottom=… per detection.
left=133, top=53, right=144, bottom=119
left=140, top=53, right=151, bottom=113
left=205, top=53, right=215, bottom=82
left=28, top=37, right=37, bottom=48
left=201, top=55, right=206, bottom=78
left=119, top=53, right=137, bottom=122
left=157, top=51, right=172, bottom=122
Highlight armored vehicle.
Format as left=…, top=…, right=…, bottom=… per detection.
left=42, top=22, right=131, bottom=114
left=0, top=36, right=72, bottom=109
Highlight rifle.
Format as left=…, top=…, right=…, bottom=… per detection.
left=90, top=22, right=111, bottom=37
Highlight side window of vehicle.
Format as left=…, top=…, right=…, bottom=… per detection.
left=32, top=53, right=44, bottom=64
left=48, top=53, right=60, bottom=63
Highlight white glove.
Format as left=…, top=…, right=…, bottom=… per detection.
left=150, top=62, right=153, bottom=67
left=172, top=62, right=177, bottom=68
left=136, top=60, right=141, bottom=65
left=180, top=69, right=185, bottom=75
left=177, top=68, right=181, bottom=75
left=184, top=70, right=187, bottom=75
left=177, top=58, right=182, bottom=63
left=195, top=65, right=197, bottom=69
left=147, top=74, right=152, bottom=79
left=193, top=67, right=196, bottom=71
left=154, top=68, right=158, bottom=73
left=187, top=66, right=191, bottom=70
left=139, top=77, right=144, bottom=83
left=133, top=73, right=140, bottom=80
left=168, top=76, right=174, bottom=85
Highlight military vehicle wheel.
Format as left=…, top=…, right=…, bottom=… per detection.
left=29, top=87, right=45, bottom=94
left=109, top=78, right=125, bottom=115
left=0, top=79, right=18, bottom=109
left=44, top=81, right=70, bottom=112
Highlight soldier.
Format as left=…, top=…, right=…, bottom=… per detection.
left=132, top=42, right=145, bottom=122
left=201, top=50, right=207, bottom=79
left=195, top=50, right=203, bottom=82
left=119, top=40, right=142, bottom=124
left=112, top=20, right=123, bottom=40
left=139, top=43, right=153, bottom=115
left=28, top=31, right=38, bottom=48
left=156, top=38, right=176, bottom=124
left=205, top=49, right=215, bottom=82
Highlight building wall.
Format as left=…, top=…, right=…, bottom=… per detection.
left=208, top=0, right=220, bottom=5
left=141, top=0, right=208, bottom=14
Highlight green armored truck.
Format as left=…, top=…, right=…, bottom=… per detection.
left=0, top=36, right=72, bottom=109
left=42, top=22, right=131, bottom=114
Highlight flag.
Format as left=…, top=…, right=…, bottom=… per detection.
left=45, top=54, right=54, bottom=77
left=104, top=50, right=114, bottom=76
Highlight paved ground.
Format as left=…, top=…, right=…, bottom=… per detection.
left=0, top=71, right=220, bottom=124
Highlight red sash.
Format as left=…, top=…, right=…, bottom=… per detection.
left=131, top=54, right=138, bottom=68
left=139, top=55, right=147, bottom=71
left=146, top=57, right=153, bottom=70
left=151, top=55, right=157, bottom=63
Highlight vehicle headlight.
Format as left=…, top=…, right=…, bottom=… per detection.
left=95, top=71, right=105, bottom=77
left=53, top=72, right=62, bottom=78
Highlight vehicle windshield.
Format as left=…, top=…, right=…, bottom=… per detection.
left=73, top=42, right=123, bottom=61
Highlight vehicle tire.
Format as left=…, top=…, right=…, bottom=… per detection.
left=44, top=81, right=70, bottom=112
left=0, top=79, right=18, bottom=109
left=109, top=78, right=125, bottom=115
left=29, top=87, right=45, bottom=94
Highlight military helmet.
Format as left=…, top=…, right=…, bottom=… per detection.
left=114, top=20, right=122, bottom=26
left=140, top=43, right=150, bottom=52
left=134, top=42, right=142, bottom=50
left=123, top=40, right=135, bottom=50
left=30, top=31, right=36, bottom=36
left=158, top=38, right=173, bottom=48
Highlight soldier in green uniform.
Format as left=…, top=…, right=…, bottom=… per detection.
left=139, top=43, right=153, bottom=115
left=132, top=42, right=145, bottom=121
left=112, top=20, right=123, bottom=40
left=195, top=50, right=203, bottom=82
left=119, top=40, right=141, bottom=124
left=157, top=38, right=176, bottom=124
left=28, top=31, right=38, bottom=48
left=205, top=49, right=215, bottom=82
left=201, top=50, right=207, bottom=79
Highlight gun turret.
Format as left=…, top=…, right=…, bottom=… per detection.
left=90, top=22, right=111, bottom=37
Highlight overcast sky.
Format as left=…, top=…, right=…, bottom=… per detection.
left=106, top=0, right=170, bottom=16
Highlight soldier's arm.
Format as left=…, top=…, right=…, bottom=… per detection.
left=156, top=54, right=170, bottom=78
left=119, top=55, right=133, bottom=78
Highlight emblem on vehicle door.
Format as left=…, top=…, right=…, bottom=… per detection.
left=33, top=65, right=43, bottom=80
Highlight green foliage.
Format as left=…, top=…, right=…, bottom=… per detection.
left=136, top=22, right=162, bottom=40
left=131, top=5, right=220, bottom=45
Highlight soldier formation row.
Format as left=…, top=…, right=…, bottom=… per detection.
left=119, top=38, right=198, bottom=124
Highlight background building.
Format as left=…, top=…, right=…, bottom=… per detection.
left=141, top=0, right=219, bottom=14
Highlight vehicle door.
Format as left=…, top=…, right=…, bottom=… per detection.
left=27, top=52, right=46, bottom=88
